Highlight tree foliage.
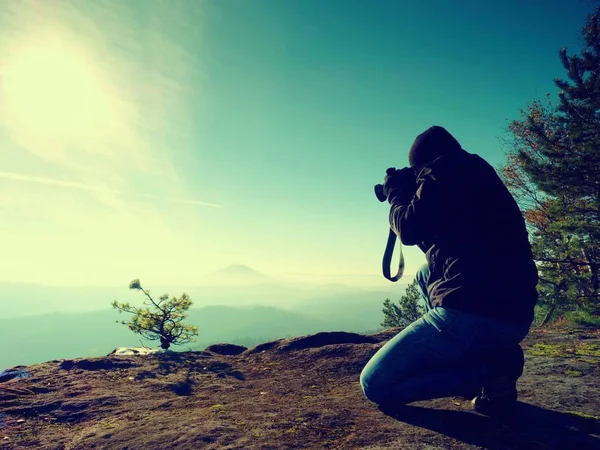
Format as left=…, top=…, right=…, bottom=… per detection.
left=112, top=279, right=198, bottom=349
left=500, top=7, right=600, bottom=324
left=381, top=279, right=424, bottom=328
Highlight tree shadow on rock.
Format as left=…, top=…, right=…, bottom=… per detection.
left=207, top=362, right=245, bottom=381
left=166, top=361, right=245, bottom=395
left=155, top=351, right=212, bottom=376
left=380, top=402, right=600, bottom=450
left=169, top=367, right=194, bottom=396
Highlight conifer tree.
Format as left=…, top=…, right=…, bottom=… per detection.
left=112, top=279, right=198, bottom=349
left=381, top=279, right=424, bottom=328
left=501, top=7, right=600, bottom=324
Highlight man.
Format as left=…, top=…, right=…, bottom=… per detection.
left=360, top=126, right=538, bottom=416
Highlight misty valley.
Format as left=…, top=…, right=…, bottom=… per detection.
left=0, top=274, right=404, bottom=369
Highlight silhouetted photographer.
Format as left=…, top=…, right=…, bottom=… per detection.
left=361, top=126, right=539, bottom=417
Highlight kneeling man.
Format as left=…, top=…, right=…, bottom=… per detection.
left=360, top=126, right=538, bottom=416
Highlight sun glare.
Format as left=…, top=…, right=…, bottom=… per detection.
left=1, top=33, right=115, bottom=149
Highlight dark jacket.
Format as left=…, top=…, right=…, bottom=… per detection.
left=389, top=149, right=538, bottom=324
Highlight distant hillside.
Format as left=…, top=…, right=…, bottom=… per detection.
left=0, top=304, right=387, bottom=369
left=186, top=305, right=328, bottom=349
left=287, top=290, right=401, bottom=330
left=0, top=310, right=140, bottom=369
left=0, top=275, right=404, bottom=318
left=205, top=264, right=272, bottom=285
left=0, top=284, right=132, bottom=318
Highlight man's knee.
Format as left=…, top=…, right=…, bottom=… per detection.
left=360, top=366, right=409, bottom=406
left=360, top=367, right=386, bottom=405
left=360, top=368, right=412, bottom=406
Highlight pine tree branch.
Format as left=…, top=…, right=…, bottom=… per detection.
left=141, top=288, right=167, bottom=315
left=536, top=257, right=591, bottom=267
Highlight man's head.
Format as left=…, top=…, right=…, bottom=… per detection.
left=408, top=126, right=463, bottom=171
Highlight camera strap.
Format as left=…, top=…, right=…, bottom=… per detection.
left=382, top=228, right=404, bottom=282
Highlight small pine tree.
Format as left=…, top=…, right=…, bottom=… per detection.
left=381, top=279, right=425, bottom=328
left=112, top=279, right=198, bottom=350
left=500, top=6, right=600, bottom=324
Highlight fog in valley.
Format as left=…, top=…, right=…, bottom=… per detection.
left=1, top=265, right=407, bottom=369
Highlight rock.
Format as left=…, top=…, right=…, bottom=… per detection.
left=58, top=360, right=75, bottom=371
left=59, top=358, right=137, bottom=371
left=278, top=331, right=379, bottom=351
left=204, top=344, right=247, bottom=356
left=0, top=369, right=29, bottom=383
left=244, top=332, right=384, bottom=354
left=5, top=328, right=600, bottom=450
left=245, top=340, right=283, bottom=354
left=134, top=371, right=157, bottom=381
left=107, top=347, right=164, bottom=356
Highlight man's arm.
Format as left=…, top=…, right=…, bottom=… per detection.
left=388, top=166, right=443, bottom=246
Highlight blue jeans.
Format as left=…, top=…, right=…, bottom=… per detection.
left=415, top=263, right=433, bottom=314
left=360, top=264, right=531, bottom=406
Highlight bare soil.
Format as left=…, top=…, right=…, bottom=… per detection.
left=1, top=328, right=599, bottom=449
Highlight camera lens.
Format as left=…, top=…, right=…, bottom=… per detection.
left=374, top=184, right=386, bottom=202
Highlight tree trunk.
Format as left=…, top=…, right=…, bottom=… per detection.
left=540, top=303, right=557, bottom=327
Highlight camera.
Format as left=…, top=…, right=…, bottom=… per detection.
left=374, top=184, right=387, bottom=202
left=374, top=167, right=414, bottom=202
left=374, top=168, right=397, bottom=202
left=374, top=166, right=414, bottom=282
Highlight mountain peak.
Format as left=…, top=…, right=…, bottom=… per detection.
left=220, top=264, right=263, bottom=275
left=206, top=264, right=270, bottom=285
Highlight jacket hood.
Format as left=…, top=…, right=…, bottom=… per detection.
left=408, top=126, right=463, bottom=169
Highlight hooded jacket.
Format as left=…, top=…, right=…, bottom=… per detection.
left=390, top=132, right=538, bottom=324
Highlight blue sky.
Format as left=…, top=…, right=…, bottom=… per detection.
left=0, top=0, right=593, bottom=287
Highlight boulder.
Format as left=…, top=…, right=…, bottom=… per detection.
left=204, top=343, right=247, bottom=356
left=107, top=347, right=164, bottom=356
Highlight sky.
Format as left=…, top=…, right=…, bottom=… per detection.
left=0, top=0, right=594, bottom=288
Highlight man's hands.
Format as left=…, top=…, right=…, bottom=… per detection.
left=383, top=167, right=417, bottom=204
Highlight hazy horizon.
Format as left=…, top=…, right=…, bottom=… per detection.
left=0, top=262, right=408, bottom=320
left=0, top=262, right=416, bottom=288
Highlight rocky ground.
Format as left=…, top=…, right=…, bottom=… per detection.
left=1, top=327, right=599, bottom=449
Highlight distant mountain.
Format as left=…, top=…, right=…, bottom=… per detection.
left=0, top=303, right=388, bottom=369
left=0, top=267, right=405, bottom=321
left=205, top=264, right=272, bottom=285
left=287, top=288, right=405, bottom=330
left=215, top=264, right=266, bottom=277
left=0, top=283, right=136, bottom=319
left=186, top=305, right=329, bottom=349
left=0, top=310, right=139, bottom=369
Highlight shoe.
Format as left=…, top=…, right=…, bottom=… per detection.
left=471, top=374, right=518, bottom=417
left=471, top=345, right=524, bottom=417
